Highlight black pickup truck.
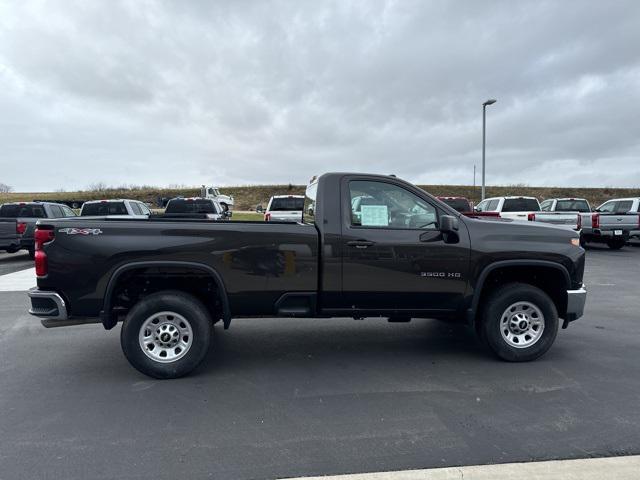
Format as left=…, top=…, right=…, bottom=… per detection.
left=28, top=173, right=587, bottom=379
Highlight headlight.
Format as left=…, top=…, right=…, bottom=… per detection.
left=570, top=238, right=580, bottom=247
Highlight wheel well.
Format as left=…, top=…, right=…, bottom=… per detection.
left=108, top=266, right=226, bottom=326
left=475, top=265, right=568, bottom=322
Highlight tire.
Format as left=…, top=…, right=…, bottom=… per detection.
left=607, top=238, right=626, bottom=250
left=120, top=290, right=212, bottom=379
left=479, top=282, right=559, bottom=362
left=220, top=203, right=229, bottom=212
left=28, top=247, right=35, bottom=260
left=579, top=234, right=585, bottom=248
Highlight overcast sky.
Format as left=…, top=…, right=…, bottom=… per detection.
left=1, top=1, right=639, bottom=192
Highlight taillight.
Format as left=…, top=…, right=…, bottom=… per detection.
left=527, top=213, right=536, bottom=221
left=16, top=222, right=26, bottom=235
left=34, top=227, right=55, bottom=277
left=264, top=213, right=271, bottom=222
left=591, top=213, right=600, bottom=229
left=577, top=214, right=582, bottom=229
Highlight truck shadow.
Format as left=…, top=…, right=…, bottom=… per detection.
left=198, top=318, right=489, bottom=376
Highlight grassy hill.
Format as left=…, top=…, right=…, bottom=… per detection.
left=1, top=184, right=638, bottom=211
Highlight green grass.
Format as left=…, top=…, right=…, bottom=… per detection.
left=229, top=211, right=263, bottom=221
left=2, top=184, right=639, bottom=210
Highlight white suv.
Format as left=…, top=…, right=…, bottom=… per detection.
left=264, top=195, right=305, bottom=222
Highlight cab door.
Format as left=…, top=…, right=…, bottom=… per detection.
left=339, top=177, right=470, bottom=313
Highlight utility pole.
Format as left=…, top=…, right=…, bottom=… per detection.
left=481, top=99, right=497, bottom=201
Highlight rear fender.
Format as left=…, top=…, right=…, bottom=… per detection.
left=100, top=261, right=231, bottom=330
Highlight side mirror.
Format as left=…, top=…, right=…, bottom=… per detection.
left=440, top=215, right=459, bottom=233
left=440, top=215, right=459, bottom=244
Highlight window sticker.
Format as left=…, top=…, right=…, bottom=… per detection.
left=361, top=205, right=389, bottom=226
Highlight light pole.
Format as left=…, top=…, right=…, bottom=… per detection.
left=481, top=98, right=497, bottom=201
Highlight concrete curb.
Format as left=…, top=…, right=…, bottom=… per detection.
left=280, top=455, right=640, bottom=480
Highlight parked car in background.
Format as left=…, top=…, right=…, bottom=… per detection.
left=164, top=197, right=230, bottom=220
left=0, top=202, right=76, bottom=258
left=264, top=195, right=304, bottom=222
left=579, top=198, right=640, bottom=249
left=437, top=196, right=499, bottom=218
left=80, top=199, right=151, bottom=218
left=476, top=196, right=581, bottom=231
left=200, top=185, right=234, bottom=211
left=0, top=218, right=24, bottom=254
left=436, top=196, right=472, bottom=213
left=540, top=198, right=591, bottom=213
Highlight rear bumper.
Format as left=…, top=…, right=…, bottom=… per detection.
left=591, top=229, right=630, bottom=238
left=565, top=284, right=587, bottom=323
left=28, top=288, right=100, bottom=328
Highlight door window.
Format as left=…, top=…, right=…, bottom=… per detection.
left=598, top=201, right=615, bottom=213
left=349, top=180, right=438, bottom=229
left=130, top=202, right=143, bottom=215
left=614, top=201, right=633, bottom=213
left=49, top=205, right=64, bottom=218
left=61, top=206, right=77, bottom=217
left=486, top=199, right=500, bottom=211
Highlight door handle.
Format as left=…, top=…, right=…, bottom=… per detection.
left=347, top=240, right=375, bottom=249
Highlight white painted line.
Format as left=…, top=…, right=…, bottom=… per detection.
left=280, top=455, right=640, bottom=480
left=0, top=267, right=36, bottom=292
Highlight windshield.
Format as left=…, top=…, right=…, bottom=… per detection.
left=269, top=197, right=304, bottom=211
left=440, top=198, right=470, bottom=212
left=502, top=198, right=540, bottom=212
left=0, top=204, right=46, bottom=218
left=555, top=200, right=590, bottom=213
left=81, top=202, right=128, bottom=216
left=166, top=199, right=219, bottom=214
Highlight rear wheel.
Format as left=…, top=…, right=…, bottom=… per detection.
left=607, top=238, right=626, bottom=250
left=479, top=283, right=559, bottom=362
left=120, top=291, right=212, bottom=379
left=27, top=247, right=35, bottom=260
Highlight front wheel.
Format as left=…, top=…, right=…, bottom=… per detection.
left=479, top=283, right=559, bottom=362
left=120, top=291, right=212, bottom=379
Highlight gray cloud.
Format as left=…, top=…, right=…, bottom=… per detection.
left=1, top=0, right=639, bottom=191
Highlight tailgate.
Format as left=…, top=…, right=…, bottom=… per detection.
left=533, top=213, right=580, bottom=228
left=599, top=214, right=639, bottom=229
left=0, top=219, right=17, bottom=239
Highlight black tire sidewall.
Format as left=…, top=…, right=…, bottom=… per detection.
left=121, top=291, right=211, bottom=379
left=482, top=284, right=559, bottom=362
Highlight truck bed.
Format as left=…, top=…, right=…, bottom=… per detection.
left=36, top=217, right=319, bottom=318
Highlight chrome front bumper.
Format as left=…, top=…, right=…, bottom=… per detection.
left=28, top=288, right=100, bottom=328
left=566, top=284, right=587, bottom=322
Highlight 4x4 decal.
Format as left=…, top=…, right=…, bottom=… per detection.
left=58, top=228, right=103, bottom=236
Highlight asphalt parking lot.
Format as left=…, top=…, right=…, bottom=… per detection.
left=0, top=244, right=639, bottom=480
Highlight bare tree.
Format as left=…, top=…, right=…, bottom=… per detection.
left=87, top=182, right=108, bottom=192
left=0, top=183, right=13, bottom=193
